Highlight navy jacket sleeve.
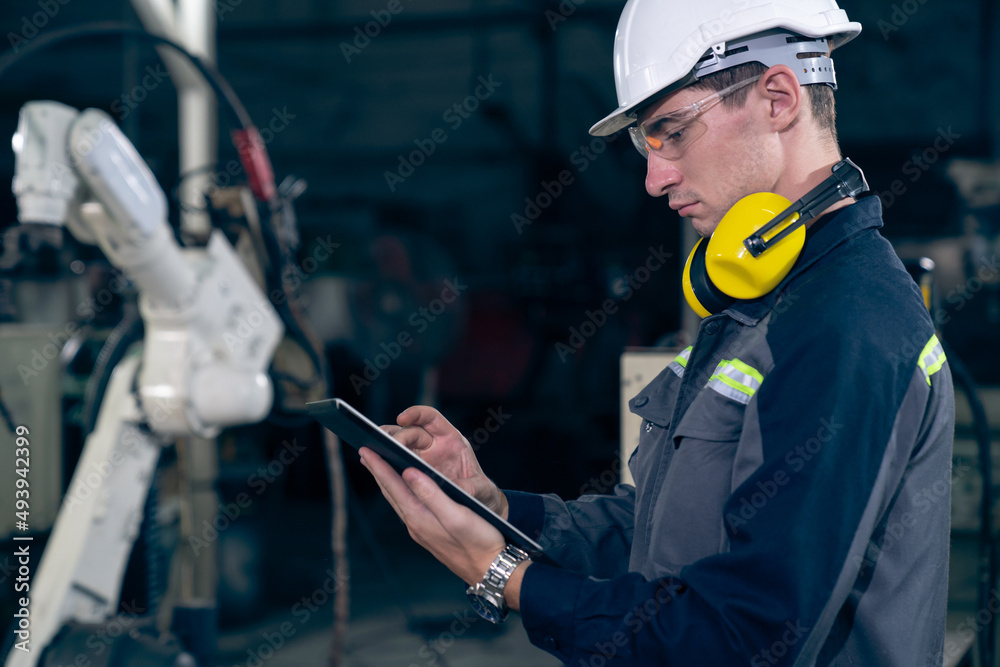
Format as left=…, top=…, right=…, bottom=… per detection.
left=505, top=486, right=636, bottom=579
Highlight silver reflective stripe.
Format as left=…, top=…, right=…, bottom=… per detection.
left=706, top=358, right=764, bottom=405
left=918, top=334, right=946, bottom=386
left=668, top=346, right=694, bottom=378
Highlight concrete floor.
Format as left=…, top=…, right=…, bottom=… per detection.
left=206, top=493, right=982, bottom=667
left=210, top=497, right=560, bottom=667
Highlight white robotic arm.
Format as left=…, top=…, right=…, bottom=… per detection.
left=13, top=100, right=282, bottom=436
left=6, top=101, right=284, bottom=667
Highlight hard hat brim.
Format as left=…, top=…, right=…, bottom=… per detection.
left=589, top=104, right=636, bottom=137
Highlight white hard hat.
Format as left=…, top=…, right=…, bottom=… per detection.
left=589, top=0, right=862, bottom=136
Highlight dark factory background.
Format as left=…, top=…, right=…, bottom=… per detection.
left=0, top=0, right=998, bottom=666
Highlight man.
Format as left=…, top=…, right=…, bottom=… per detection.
left=360, top=1, right=955, bottom=664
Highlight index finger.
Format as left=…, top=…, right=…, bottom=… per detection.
left=381, top=424, right=435, bottom=453
left=396, top=405, right=463, bottom=439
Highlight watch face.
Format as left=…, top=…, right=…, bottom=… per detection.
left=467, top=591, right=505, bottom=623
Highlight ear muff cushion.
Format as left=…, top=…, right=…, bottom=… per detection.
left=683, top=237, right=735, bottom=318
left=705, top=192, right=806, bottom=301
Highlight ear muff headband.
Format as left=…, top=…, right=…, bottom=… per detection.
left=683, top=158, right=869, bottom=317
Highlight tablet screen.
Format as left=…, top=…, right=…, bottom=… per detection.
left=307, top=398, right=553, bottom=563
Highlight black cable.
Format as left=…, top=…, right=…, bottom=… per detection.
left=0, top=22, right=253, bottom=130
left=0, top=20, right=327, bottom=405
left=170, top=164, right=222, bottom=213
left=81, top=303, right=143, bottom=436
left=250, top=194, right=329, bottom=405
left=0, top=384, right=18, bottom=434
left=1, top=25, right=341, bottom=660
left=141, top=465, right=166, bottom=617
left=942, top=337, right=996, bottom=667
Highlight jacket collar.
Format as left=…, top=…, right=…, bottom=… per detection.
left=723, top=195, right=884, bottom=326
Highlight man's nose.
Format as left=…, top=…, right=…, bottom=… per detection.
left=645, top=153, right=682, bottom=197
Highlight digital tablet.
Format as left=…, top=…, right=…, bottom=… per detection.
left=307, top=398, right=555, bottom=565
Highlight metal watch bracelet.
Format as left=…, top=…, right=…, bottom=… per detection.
left=466, top=545, right=531, bottom=623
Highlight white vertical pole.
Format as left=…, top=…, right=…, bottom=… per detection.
left=129, top=0, right=218, bottom=240
left=175, top=0, right=217, bottom=240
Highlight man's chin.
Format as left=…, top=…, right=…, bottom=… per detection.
left=690, top=217, right=720, bottom=239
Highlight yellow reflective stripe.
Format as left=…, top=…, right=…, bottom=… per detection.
left=668, top=346, right=693, bottom=378
left=707, top=374, right=753, bottom=404
left=706, top=358, right=764, bottom=404
left=716, top=359, right=762, bottom=392
left=711, top=372, right=755, bottom=396
left=727, top=358, right=764, bottom=385
left=918, top=334, right=946, bottom=385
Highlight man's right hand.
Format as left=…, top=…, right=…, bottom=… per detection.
left=381, top=405, right=508, bottom=519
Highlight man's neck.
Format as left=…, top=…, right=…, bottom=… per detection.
left=776, top=153, right=855, bottom=227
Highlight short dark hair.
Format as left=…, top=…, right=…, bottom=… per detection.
left=688, top=62, right=838, bottom=144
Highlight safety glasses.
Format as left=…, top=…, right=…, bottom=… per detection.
left=629, top=75, right=763, bottom=159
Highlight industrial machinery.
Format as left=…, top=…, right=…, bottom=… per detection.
left=0, top=22, right=343, bottom=667
left=4, top=99, right=282, bottom=667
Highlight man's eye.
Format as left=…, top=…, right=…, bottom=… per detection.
left=648, top=118, right=686, bottom=143
left=665, top=127, right=686, bottom=143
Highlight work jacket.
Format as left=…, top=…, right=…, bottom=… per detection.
left=506, top=196, right=955, bottom=666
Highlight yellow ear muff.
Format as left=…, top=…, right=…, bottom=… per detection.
left=682, top=238, right=713, bottom=319
left=682, top=192, right=806, bottom=317
left=705, top=191, right=806, bottom=300
left=681, top=159, right=869, bottom=318
left=683, top=237, right=733, bottom=318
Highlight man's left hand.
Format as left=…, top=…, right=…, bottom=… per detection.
left=359, top=446, right=508, bottom=588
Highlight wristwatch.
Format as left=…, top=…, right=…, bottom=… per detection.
left=466, top=544, right=531, bottom=623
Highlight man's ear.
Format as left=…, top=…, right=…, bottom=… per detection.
left=757, top=65, right=802, bottom=132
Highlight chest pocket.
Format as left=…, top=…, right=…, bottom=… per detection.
left=626, top=357, right=686, bottom=493
left=649, top=358, right=764, bottom=567
left=673, top=358, right=763, bottom=443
